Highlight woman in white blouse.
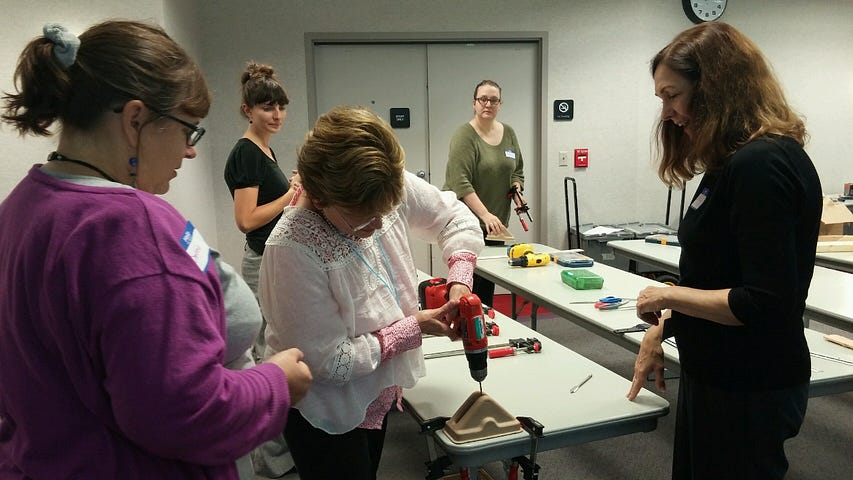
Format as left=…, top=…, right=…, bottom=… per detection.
left=258, top=106, right=484, bottom=480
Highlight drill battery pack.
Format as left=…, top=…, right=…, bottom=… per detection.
left=418, top=277, right=448, bottom=309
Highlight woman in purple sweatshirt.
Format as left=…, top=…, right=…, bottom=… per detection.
left=0, top=20, right=312, bottom=479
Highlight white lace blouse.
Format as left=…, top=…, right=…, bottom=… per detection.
left=258, top=171, right=484, bottom=433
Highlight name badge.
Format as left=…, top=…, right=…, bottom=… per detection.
left=505, top=149, right=516, bottom=159
left=690, top=187, right=710, bottom=210
left=179, top=221, right=210, bottom=272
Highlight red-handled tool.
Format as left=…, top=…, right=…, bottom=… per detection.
left=489, top=346, right=516, bottom=358
left=486, top=321, right=500, bottom=336
left=489, top=338, right=542, bottom=358
left=424, top=337, right=540, bottom=361
left=507, top=185, right=532, bottom=232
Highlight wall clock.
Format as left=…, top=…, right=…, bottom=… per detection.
left=682, top=0, right=727, bottom=24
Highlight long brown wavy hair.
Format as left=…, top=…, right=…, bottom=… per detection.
left=651, top=22, right=806, bottom=188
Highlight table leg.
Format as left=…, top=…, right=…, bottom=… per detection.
left=531, top=304, right=539, bottom=331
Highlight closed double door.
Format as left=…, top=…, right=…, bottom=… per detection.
left=313, top=41, right=541, bottom=274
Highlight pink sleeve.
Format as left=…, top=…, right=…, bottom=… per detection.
left=375, top=316, right=422, bottom=362
left=447, top=251, right=477, bottom=291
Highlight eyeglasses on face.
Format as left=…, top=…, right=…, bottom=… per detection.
left=333, top=206, right=379, bottom=234
left=148, top=107, right=206, bottom=147
left=475, top=96, right=502, bottom=106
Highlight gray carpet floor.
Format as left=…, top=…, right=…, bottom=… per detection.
left=260, top=316, right=853, bottom=480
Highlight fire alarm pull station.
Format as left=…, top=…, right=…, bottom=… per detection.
left=574, top=148, right=588, bottom=168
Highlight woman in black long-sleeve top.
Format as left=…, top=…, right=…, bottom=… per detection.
left=626, top=22, right=822, bottom=480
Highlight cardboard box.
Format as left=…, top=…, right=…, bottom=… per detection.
left=819, top=197, right=853, bottom=236
left=818, top=197, right=853, bottom=251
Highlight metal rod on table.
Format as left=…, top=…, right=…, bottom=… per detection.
left=810, top=351, right=853, bottom=367
left=570, top=374, right=592, bottom=394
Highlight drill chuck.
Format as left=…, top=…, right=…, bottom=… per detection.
left=465, top=350, right=488, bottom=383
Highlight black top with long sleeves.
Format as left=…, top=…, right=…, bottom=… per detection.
left=664, top=135, right=822, bottom=391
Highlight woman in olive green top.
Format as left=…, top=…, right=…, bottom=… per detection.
left=443, top=79, right=525, bottom=305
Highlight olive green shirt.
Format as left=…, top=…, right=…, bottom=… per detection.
left=443, top=123, right=525, bottom=229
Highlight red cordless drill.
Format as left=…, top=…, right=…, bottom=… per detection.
left=458, top=293, right=489, bottom=391
left=419, top=277, right=496, bottom=323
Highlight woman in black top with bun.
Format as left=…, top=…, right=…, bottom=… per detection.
left=224, top=62, right=299, bottom=479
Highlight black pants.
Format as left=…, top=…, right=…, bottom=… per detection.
left=473, top=238, right=504, bottom=307
left=672, top=371, right=808, bottom=480
left=283, top=408, right=388, bottom=480
left=472, top=273, right=496, bottom=308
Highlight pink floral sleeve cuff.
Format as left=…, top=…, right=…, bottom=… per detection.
left=447, top=251, right=477, bottom=291
left=376, top=316, right=422, bottom=362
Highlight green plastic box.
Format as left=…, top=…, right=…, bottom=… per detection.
left=560, top=269, right=604, bottom=290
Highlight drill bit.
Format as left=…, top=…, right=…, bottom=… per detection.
left=479, top=381, right=482, bottom=394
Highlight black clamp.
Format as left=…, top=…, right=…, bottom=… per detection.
left=419, top=417, right=453, bottom=479
left=513, top=416, right=545, bottom=480
left=424, top=456, right=453, bottom=480
left=419, top=416, right=449, bottom=434
left=509, top=337, right=542, bottom=353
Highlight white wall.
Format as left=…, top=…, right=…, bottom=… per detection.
left=0, top=0, right=219, bottom=247
left=0, top=0, right=164, bottom=197
left=2, top=0, right=851, bottom=268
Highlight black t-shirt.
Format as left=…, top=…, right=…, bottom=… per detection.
left=224, top=138, right=290, bottom=254
left=665, top=135, right=821, bottom=391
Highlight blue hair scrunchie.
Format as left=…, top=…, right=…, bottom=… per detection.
left=43, top=23, right=80, bottom=68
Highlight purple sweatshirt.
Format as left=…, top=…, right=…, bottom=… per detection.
left=0, top=167, right=290, bottom=479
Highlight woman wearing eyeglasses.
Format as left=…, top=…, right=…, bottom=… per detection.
left=223, top=62, right=300, bottom=479
left=443, top=79, right=525, bottom=307
left=0, top=21, right=313, bottom=479
left=258, top=106, right=484, bottom=480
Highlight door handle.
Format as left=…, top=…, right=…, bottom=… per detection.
left=416, top=170, right=427, bottom=179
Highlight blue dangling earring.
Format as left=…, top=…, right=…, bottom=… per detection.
left=129, top=156, right=138, bottom=188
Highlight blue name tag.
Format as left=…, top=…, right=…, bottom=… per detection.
left=180, top=221, right=210, bottom=272
left=505, top=149, right=516, bottom=159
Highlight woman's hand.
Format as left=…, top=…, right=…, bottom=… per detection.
left=480, top=212, right=508, bottom=236
left=416, top=299, right=460, bottom=340
left=289, top=170, right=301, bottom=189
left=447, top=282, right=471, bottom=303
left=626, top=325, right=666, bottom=400
left=266, top=348, right=313, bottom=404
left=636, top=285, right=669, bottom=325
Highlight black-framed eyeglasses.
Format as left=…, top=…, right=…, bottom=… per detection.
left=148, top=107, right=206, bottom=147
left=475, top=96, right=502, bottom=106
left=114, top=103, right=206, bottom=147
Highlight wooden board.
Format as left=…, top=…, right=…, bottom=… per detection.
left=485, top=230, right=515, bottom=242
